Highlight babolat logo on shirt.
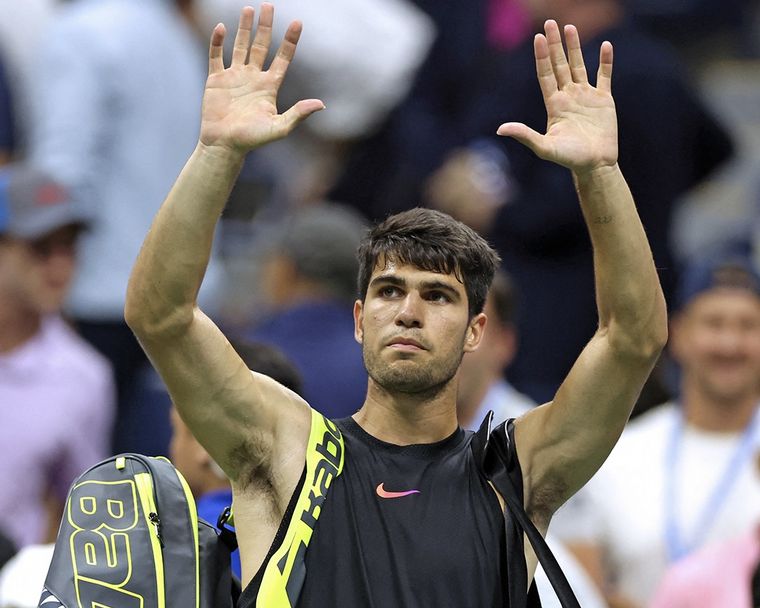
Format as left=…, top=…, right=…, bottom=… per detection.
left=256, top=410, right=345, bottom=607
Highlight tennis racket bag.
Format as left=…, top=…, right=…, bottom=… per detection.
left=38, top=453, right=238, bottom=607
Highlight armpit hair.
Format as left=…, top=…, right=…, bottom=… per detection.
left=226, top=430, right=279, bottom=516
left=525, top=476, right=568, bottom=530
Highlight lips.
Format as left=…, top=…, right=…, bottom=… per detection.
left=387, top=337, right=426, bottom=350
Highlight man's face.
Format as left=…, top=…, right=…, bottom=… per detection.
left=0, top=225, right=79, bottom=315
left=354, top=260, right=485, bottom=395
left=672, top=288, right=760, bottom=403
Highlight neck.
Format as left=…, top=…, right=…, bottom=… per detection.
left=354, top=380, right=459, bottom=444
left=0, top=298, right=41, bottom=353
left=681, top=382, right=759, bottom=433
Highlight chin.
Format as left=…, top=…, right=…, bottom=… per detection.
left=36, top=298, right=66, bottom=316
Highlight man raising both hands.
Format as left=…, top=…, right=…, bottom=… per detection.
left=125, top=5, right=667, bottom=606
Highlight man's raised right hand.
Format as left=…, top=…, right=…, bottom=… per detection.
left=199, top=4, right=325, bottom=156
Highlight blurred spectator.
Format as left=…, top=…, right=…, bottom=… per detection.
left=170, top=338, right=304, bottom=580
left=0, top=54, right=14, bottom=165
left=457, top=271, right=605, bottom=608
left=0, top=533, right=13, bottom=574
left=425, top=0, right=733, bottom=403
left=0, top=544, right=54, bottom=607
left=628, top=0, right=753, bottom=55
left=241, top=203, right=368, bottom=419
left=486, top=0, right=532, bottom=52
left=27, top=0, right=225, bottom=454
left=193, top=0, right=434, bottom=232
left=0, top=164, right=114, bottom=549
left=329, top=0, right=492, bottom=219
left=457, top=270, right=533, bottom=429
left=0, top=0, right=56, bottom=154
left=650, top=525, right=760, bottom=607
left=552, top=254, right=760, bottom=606
left=197, top=0, right=434, bottom=141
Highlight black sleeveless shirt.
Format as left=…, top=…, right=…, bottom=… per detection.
left=239, top=417, right=526, bottom=607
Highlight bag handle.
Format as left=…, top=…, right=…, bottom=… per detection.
left=477, top=412, right=581, bottom=608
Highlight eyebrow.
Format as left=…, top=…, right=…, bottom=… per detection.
left=369, top=275, right=462, bottom=300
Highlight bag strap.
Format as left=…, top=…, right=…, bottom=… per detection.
left=475, top=412, right=581, bottom=608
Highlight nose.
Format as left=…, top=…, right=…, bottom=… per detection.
left=713, top=325, right=744, bottom=356
left=395, top=293, right=423, bottom=328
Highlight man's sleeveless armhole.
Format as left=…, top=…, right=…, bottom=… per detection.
left=238, top=411, right=344, bottom=608
left=239, top=468, right=306, bottom=603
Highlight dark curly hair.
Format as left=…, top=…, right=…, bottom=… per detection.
left=357, top=208, right=501, bottom=318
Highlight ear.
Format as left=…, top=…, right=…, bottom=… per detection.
left=464, top=312, right=487, bottom=353
left=353, top=299, right=364, bottom=344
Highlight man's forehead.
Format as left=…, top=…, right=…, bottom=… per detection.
left=370, top=257, right=465, bottom=287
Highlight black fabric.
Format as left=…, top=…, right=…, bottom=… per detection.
left=0, top=528, right=16, bottom=571
left=197, top=520, right=239, bottom=607
left=479, top=414, right=580, bottom=608
left=239, top=416, right=527, bottom=607
left=752, top=547, right=760, bottom=608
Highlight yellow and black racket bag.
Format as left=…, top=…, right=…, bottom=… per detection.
left=38, top=453, right=238, bottom=607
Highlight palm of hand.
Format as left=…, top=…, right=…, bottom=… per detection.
left=201, top=68, right=282, bottom=151
left=542, top=84, right=617, bottom=173
left=197, top=6, right=323, bottom=155
left=498, top=22, right=619, bottom=175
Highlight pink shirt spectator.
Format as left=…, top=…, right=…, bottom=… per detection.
left=651, top=529, right=759, bottom=608
left=0, top=316, right=114, bottom=548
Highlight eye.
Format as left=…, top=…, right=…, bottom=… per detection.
left=379, top=285, right=401, bottom=298
left=426, top=290, right=451, bottom=304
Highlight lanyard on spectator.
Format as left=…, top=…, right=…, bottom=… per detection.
left=664, top=405, right=759, bottom=563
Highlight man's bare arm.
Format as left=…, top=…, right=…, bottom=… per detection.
left=124, top=5, right=323, bottom=484
left=498, top=21, right=668, bottom=517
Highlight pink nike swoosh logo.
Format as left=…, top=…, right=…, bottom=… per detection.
left=376, top=483, right=420, bottom=499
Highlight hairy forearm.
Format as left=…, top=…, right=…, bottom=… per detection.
left=575, top=164, right=667, bottom=355
left=125, top=144, right=244, bottom=335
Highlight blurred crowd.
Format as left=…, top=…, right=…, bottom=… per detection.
left=0, top=0, right=760, bottom=605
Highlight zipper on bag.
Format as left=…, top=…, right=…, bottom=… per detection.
left=135, top=467, right=166, bottom=608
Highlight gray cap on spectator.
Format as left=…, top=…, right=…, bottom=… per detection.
left=271, top=203, right=368, bottom=301
left=0, top=164, right=89, bottom=239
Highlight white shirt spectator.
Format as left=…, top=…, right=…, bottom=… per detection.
left=553, top=401, right=760, bottom=605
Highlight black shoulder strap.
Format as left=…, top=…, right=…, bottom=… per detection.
left=475, top=412, right=581, bottom=608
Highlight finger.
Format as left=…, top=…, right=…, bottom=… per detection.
left=275, top=98, right=325, bottom=136
left=533, top=33, right=558, bottom=101
left=249, top=2, right=274, bottom=69
left=596, top=41, right=614, bottom=93
left=208, top=23, right=226, bottom=75
left=231, top=6, right=255, bottom=66
left=268, top=21, right=302, bottom=85
left=544, top=20, right=572, bottom=88
left=564, top=24, right=588, bottom=84
left=497, top=122, right=547, bottom=158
